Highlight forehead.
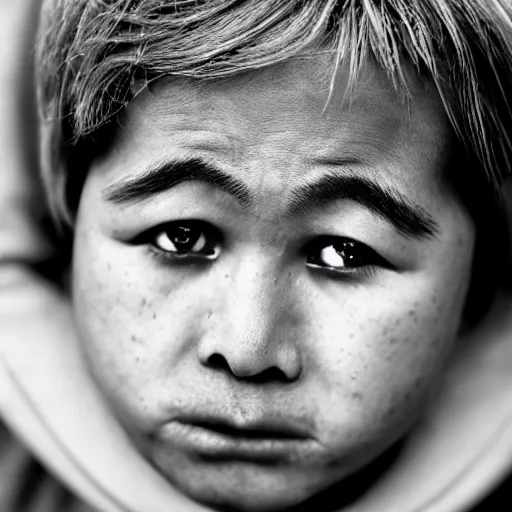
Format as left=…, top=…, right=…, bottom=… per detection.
left=106, top=56, right=453, bottom=208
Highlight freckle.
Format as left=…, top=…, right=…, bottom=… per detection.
left=225, top=274, right=229, bottom=278
left=408, top=310, right=415, bottom=316
left=131, top=335, right=143, bottom=345
left=351, top=391, right=363, bottom=401
left=152, top=313, right=157, bottom=319
left=140, top=298, right=147, bottom=308
left=349, top=332, right=355, bottom=339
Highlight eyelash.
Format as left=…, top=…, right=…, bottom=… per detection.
left=303, top=236, right=394, bottom=278
left=134, top=220, right=222, bottom=265
left=135, top=220, right=393, bottom=276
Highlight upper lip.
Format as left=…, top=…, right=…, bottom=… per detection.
left=175, top=414, right=311, bottom=440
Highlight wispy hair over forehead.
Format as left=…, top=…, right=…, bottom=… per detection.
left=37, top=0, right=512, bottom=222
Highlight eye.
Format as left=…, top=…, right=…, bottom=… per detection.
left=149, top=220, right=221, bottom=261
left=306, top=237, right=392, bottom=274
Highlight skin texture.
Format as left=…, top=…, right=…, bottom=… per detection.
left=72, top=57, right=475, bottom=511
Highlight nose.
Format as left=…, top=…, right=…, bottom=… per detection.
left=197, top=266, right=302, bottom=382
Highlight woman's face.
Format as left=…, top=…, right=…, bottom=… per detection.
left=72, top=57, right=474, bottom=511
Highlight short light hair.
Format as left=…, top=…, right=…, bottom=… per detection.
left=36, top=0, right=512, bottom=318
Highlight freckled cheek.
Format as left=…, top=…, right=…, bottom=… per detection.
left=362, top=249, right=473, bottom=434
left=310, top=290, right=463, bottom=446
left=71, top=236, right=210, bottom=421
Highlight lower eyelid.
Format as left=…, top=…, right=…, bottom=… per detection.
left=306, top=262, right=379, bottom=280
left=146, top=242, right=221, bottom=264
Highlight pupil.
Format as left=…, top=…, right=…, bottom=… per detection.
left=336, top=242, right=357, bottom=263
left=172, top=226, right=199, bottom=250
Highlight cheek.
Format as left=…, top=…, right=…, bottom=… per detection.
left=309, top=261, right=471, bottom=451
left=71, top=225, right=208, bottom=426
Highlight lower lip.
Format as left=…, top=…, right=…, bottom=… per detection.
left=157, top=421, right=311, bottom=461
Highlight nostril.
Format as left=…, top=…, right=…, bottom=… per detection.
left=206, top=353, right=230, bottom=371
left=205, top=353, right=289, bottom=382
left=245, top=366, right=289, bottom=383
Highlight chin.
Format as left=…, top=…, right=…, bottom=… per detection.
left=154, top=456, right=335, bottom=512
left=179, top=479, right=314, bottom=512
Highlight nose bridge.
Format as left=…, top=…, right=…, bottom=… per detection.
left=197, top=256, right=302, bottom=380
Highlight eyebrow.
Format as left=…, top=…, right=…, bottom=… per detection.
left=288, top=173, right=439, bottom=238
left=103, top=157, right=252, bottom=209
left=104, top=157, right=439, bottom=239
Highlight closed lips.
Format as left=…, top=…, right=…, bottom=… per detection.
left=186, top=419, right=307, bottom=440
